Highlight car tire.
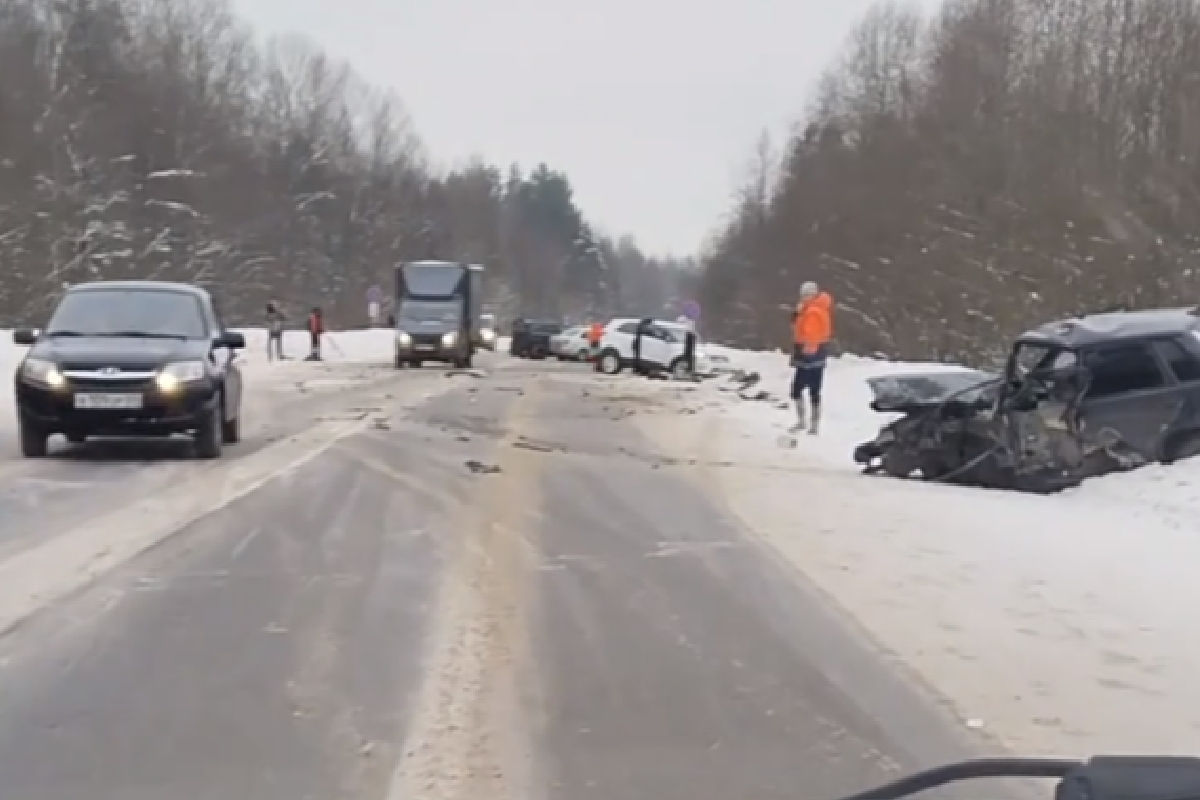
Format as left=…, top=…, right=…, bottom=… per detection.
left=597, top=350, right=623, bottom=374
left=412, top=360, right=423, bottom=368
left=394, top=354, right=405, bottom=368
left=194, top=406, right=223, bottom=459
left=221, top=406, right=241, bottom=444
left=669, top=357, right=691, bottom=380
left=19, top=416, right=47, bottom=458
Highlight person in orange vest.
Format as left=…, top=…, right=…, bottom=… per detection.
left=790, top=281, right=832, bottom=434
left=586, top=321, right=604, bottom=360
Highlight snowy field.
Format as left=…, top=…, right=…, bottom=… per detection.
left=645, top=345, right=1200, bottom=757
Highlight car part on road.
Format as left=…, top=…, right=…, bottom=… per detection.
left=854, top=306, right=1200, bottom=491
left=830, top=756, right=1200, bottom=800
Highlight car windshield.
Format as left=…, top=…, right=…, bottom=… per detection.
left=45, top=289, right=208, bottom=339
left=399, top=300, right=459, bottom=324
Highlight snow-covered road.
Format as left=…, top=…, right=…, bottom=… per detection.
left=643, top=348, right=1200, bottom=756
left=0, top=332, right=955, bottom=800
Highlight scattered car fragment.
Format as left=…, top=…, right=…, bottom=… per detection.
left=853, top=307, right=1200, bottom=492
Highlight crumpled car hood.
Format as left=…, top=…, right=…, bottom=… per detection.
left=867, top=369, right=1001, bottom=412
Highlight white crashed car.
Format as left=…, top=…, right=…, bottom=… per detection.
left=550, top=326, right=592, bottom=360
left=593, top=318, right=711, bottom=378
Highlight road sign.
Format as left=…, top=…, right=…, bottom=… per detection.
left=367, top=285, right=383, bottom=303
left=682, top=299, right=701, bottom=321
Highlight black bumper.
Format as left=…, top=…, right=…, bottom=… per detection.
left=16, top=378, right=219, bottom=435
left=396, top=345, right=466, bottom=362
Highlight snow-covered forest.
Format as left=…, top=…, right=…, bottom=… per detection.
left=701, top=0, right=1200, bottom=362
left=0, top=0, right=689, bottom=326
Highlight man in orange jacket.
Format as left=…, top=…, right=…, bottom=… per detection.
left=790, top=281, right=832, bottom=434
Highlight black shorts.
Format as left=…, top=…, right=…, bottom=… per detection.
left=791, top=366, right=824, bottom=402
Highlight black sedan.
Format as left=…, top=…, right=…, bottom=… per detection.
left=13, top=280, right=245, bottom=458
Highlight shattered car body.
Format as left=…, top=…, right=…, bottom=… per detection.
left=853, top=308, right=1200, bottom=492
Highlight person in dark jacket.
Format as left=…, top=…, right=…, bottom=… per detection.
left=632, top=317, right=654, bottom=376
left=266, top=301, right=286, bottom=361
left=306, top=307, right=324, bottom=361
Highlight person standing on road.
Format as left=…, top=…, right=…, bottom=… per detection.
left=790, top=281, right=833, bottom=434
left=632, top=317, right=653, bottom=376
left=587, top=321, right=604, bottom=361
left=677, top=315, right=697, bottom=377
left=266, top=301, right=286, bottom=361
left=306, top=306, right=324, bottom=361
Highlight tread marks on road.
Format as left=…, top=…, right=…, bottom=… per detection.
left=387, top=378, right=545, bottom=800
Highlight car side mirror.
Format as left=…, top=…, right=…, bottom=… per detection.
left=13, top=329, right=37, bottom=345
left=215, top=331, right=245, bottom=349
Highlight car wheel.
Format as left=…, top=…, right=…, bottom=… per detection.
left=394, top=354, right=405, bottom=368
left=19, top=416, right=47, bottom=457
left=669, top=357, right=691, bottom=380
left=412, top=360, right=423, bottom=368
left=597, top=350, right=623, bottom=374
left=194, top=406, right=223, bottom=459
left=221, top=406, right=241, bottom=444
left=66, top=432, right=87, bottom=445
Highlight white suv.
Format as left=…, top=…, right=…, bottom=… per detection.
left=594, top=318, right=709, bottom=378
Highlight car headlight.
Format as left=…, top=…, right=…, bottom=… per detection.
left=396, top=331, right=412, bottom=346
left=155, top=360, right=206, bottom=392
left=481, top=328, right=495, bottom=341
left=21, top=358, right=65, bottom=388
left=441, top=331, right=458, bottom=346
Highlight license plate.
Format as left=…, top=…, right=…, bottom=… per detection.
left=74, top=393, right=142, bottom=410
left=415, top=344, right=434, bottom=351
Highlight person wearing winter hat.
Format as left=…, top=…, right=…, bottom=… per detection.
left=790, top=281, right=833, bottom=434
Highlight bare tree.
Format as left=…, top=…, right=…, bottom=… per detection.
left=700, top=0, right=1200, bottom=363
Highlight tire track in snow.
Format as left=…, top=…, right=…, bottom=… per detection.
left=387, top=378, right=544, bottom=800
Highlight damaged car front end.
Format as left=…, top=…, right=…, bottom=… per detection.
left=852, top=327, right=1189, bottom=492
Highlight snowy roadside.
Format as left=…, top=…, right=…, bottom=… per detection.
left=642, top=347, right=1200, bottom=756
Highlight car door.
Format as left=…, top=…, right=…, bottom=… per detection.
left=643, top=325, right=675, bottom=368
left=1078, top=341, right=1182, bottom=457
left=610, top=322, right=638, bottom=359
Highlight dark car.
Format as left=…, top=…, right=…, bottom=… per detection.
left=13, top=280, right=245, bottom=459
left=509, top=318, right=563, bottom=358
left=853, top=306, right=1200, bottom=491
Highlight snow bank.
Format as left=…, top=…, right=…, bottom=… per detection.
left=233, top=328, right=396, bottom=365
left=655, top=347, right=1200, bottom=756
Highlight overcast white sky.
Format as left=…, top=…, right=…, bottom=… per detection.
left=230, top=0, right=920, bottom=256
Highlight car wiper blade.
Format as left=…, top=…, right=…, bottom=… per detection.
left=97, top=331, right=189, bottom=340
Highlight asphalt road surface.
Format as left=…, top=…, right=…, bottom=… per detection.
left=0, top=355, right=972, bottom=800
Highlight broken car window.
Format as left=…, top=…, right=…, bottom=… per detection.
left=1154, top=338, right=1200, bottom=383
left=1082, top=344, right=1165, bottom=399
left=1013, top=343, right=1074, bottom=377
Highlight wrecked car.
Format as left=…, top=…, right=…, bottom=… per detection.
left=853, top=307, right=1200, bottom=492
